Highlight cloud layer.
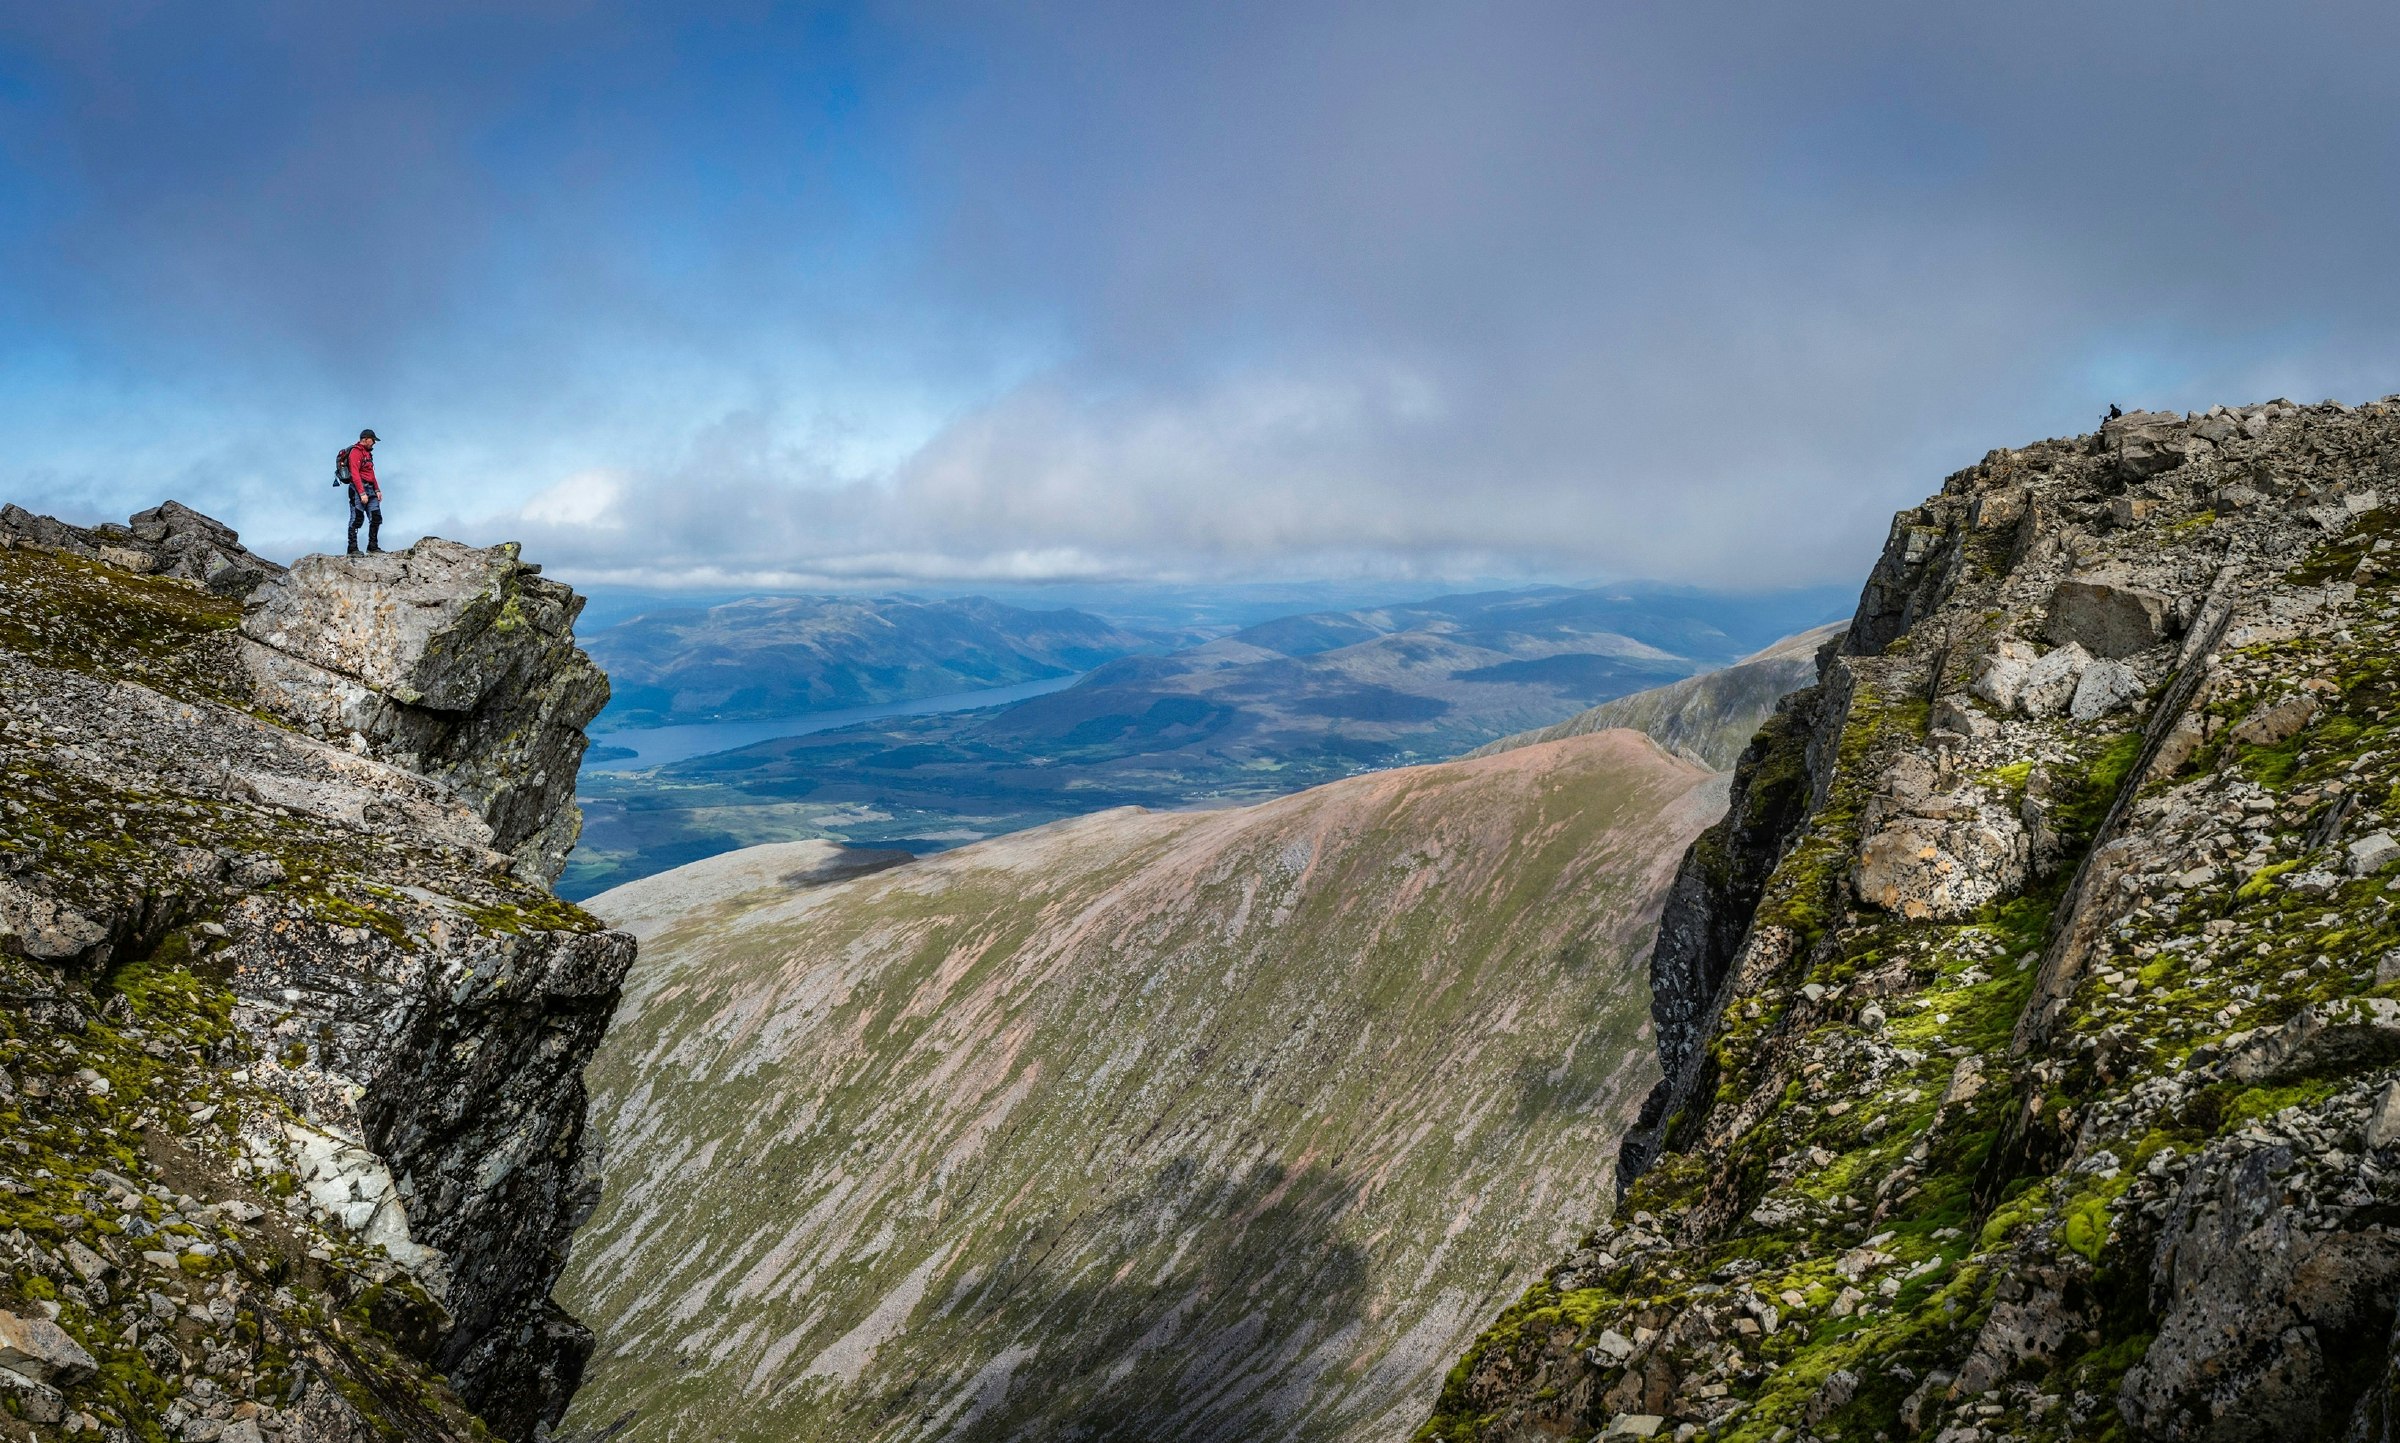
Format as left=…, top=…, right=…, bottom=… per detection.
left=5, top=2, right=2400, bottom=587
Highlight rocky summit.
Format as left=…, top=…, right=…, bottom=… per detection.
left=1427, top=398, right=2400, bottom=1441
left=0, top=504, right=627, bottom=1441
left=558, top=730, right=1730, bottom=1442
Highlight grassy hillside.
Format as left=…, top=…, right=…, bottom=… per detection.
left=558, top=730, right=1727, bottom=1442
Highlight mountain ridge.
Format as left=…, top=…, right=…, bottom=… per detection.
left=1428, top=397, right=2400, bottom=1440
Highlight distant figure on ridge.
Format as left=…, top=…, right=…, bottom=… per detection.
left=338, top=428, right=383, bottom=556
left=2104, top=402, right=2123, bottom=426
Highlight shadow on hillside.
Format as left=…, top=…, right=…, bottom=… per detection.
left=936, top=1153, right=1372, bottom=1443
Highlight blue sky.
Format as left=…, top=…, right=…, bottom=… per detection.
left=3, top=2, right=2400, bottom=590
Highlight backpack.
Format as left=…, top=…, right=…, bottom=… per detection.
left=334, top=447, right=353, bottom=488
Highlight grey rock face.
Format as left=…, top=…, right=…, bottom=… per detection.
left=1431, top=397, right=2400, bottom=1441
left=240, top=539, right=609, bottom=883
left=0, top=505, right=630, bottom=1440
left=2124, top=1115, right=2400, bottom=1441
left=1614, top=686, right=1829, bottom=1190
left=2048, top=572, right=2181, bottom=657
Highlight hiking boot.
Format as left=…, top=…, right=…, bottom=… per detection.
left=366, top=544, right=384, bottom=553
left=347, top=545, right=362, bottom=556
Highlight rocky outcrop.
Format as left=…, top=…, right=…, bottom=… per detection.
left=0, top=508, right=628, bottom=1440
left=559, top=732, right=1728, bottom=1443
left=240, top=540, right=608, bottom=884
left=1, top=497, right=283, bottom=595
left=1426, top=396, right=2400, bottom=1441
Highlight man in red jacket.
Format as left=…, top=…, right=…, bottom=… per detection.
left=345, top=429, right=382, bottom=556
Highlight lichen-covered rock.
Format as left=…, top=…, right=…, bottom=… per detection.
left=2070, top=657, right=2144, bottom=719
left=1425, top=397, right=2400, bottom=1442
left=240, top=539, right=608, bottom=883
left=0, top=509, right=630, bottom=1441
left=1852, top=810, right=2029, bottom=920
left=0, top=1306, right=97, bottom=1383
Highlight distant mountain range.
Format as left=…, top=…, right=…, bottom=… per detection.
left=582, top=594, right=1158, bottom=727
left=1467, top=621, right=1845, bottom=771
left=561, top=583, right=1849, bottom=898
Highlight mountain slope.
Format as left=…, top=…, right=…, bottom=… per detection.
left=1429, top=398, right=2400, bottom=1440
left=1468, top=623, right=1845, bottom=771
left=559, top=730, right=1728, bottom=1442
left=583, top=594, right=1154, bottom=728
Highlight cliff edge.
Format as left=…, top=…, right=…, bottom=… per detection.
left=0, top=504, right=630, bottom=1442
left=1429, top=399, right=2400, bottom=1441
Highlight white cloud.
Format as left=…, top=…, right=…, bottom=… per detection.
left=517, top=470, right=628, bottom=529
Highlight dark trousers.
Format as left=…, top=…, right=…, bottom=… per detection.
left=347, top=491, right=382, bottom=552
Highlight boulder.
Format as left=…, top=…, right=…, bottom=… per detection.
left=2368, top=1082, right=2400, bottom=1152
left=2224, top=998, right=2400, bottom=1085
left=2047, top=574, right=2179, bottom=658
left=126, top=501, right=281, bottom=595
left=2103, top=409, right=2190, bottom=478
left=2018, top=642, right=2091, bottom=718
left=2349, top=831, right=2400, bottom=876
left=2069, top=659, right=2143, bottom=720
left=1973, top=640, right=2040, bottom=711
left=240, top=539, right=608, bottom=883
left=2230, top=694, right=2318, bottom=747
left=95, top=544, right=155, bottom=574
left=2111, top=496, right=2158, bottom=526
left=1853, top=811, right=2030, bottom=921
left=1931, top=694, right=1999, bottom=740
left=0, top=1309, right=96, bottom=1384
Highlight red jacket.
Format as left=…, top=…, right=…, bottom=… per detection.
left=347, top=443, right=379, bottom=500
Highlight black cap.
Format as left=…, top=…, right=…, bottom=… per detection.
left=359, top=428, right=379, bottom=441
